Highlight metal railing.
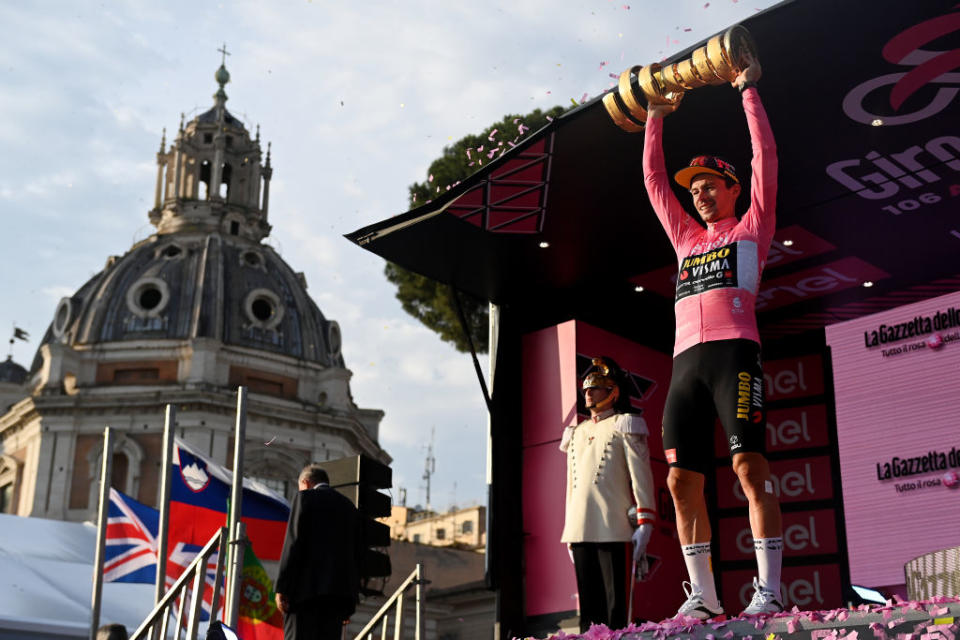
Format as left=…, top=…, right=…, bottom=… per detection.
left=130, top=526, right=228, bottom=640
left=355, top=563, right=426, bottom=640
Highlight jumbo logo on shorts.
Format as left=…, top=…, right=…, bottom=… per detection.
left=736, top=371, right=764, bottom=421
left=676, top=242, right=739, bottom=301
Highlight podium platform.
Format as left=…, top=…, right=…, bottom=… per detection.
left=562, top=598, right=960, bottom=640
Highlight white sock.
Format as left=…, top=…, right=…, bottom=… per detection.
left=754, top=537, right=783, bottom=597
left=681, top=542, right=719, bottom=605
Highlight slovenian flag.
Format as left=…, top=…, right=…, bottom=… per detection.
left=170, top=438, right=290, bottom=561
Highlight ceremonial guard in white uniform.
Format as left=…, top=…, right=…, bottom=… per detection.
left=560, top=357, right=657, bottom=631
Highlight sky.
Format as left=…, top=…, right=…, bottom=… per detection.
left=0, top=0, right=779, bottom=512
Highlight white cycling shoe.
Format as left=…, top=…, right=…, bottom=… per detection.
left=675, top=581, right=724, bottom=620
left=740, top=577, right=784, bottom=615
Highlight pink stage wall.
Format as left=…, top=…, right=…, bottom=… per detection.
left=825, top=290, right=960, bottom=588
left=521, top=320, right=678, bottom=621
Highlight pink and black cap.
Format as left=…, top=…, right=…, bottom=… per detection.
left=673, top=155, right=739, bottom=189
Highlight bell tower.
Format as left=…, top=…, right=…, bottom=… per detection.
left=149, top=45, right=273, bottom=242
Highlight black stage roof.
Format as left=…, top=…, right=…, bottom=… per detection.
left=348, top=0, right=960, bottom=352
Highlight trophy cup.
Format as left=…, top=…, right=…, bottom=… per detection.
left=602, top=24, right=757, bottom=133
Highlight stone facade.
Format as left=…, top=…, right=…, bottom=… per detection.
left=0, top=62, right=388, bottom=519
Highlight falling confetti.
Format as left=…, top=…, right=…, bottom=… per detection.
left=488, top=129, right=498, bottom=140
left=264, top=435, right=277, bottom=446
left=704, top=1, right=710, bottom=6
left=684, top=27, right=692, bottom=31
left=428, top=174, right=434, bottom=182
left=581, top=92, right=589, bottom=103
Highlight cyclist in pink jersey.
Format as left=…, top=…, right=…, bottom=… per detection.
left=642, top=55, right=784, bottom=619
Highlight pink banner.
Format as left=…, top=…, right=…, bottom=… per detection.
left=717, top=509, right=839, bottom=562
left=715, top=456, right=834, bottom=509
left=825, top=290, right=960, bottom=587
left=763, top=354, right=825, bottom=401
left=714, top=404, right=831, bottom=457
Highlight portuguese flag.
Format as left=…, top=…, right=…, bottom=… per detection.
left=236, top=545, right=284, bottom=640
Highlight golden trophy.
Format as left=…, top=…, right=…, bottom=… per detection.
left=603, top=24, right=757, bottom=133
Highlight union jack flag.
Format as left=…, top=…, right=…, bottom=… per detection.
left=104, top=488, right=159, bottom=583
left=104, top=488, right=223, bottom=620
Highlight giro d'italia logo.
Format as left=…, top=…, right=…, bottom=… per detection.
left=843, top=9, right=960, bottom=126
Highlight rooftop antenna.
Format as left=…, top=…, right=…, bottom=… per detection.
left=422, top=427, right=436, bottom=513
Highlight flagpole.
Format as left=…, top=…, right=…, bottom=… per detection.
left=154, top=405, right=175, bottom=611
left=225, top=386, right=248, bottom=627
left=90, top=426, right=115, bottom=640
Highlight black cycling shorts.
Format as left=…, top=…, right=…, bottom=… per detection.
left=661, top=339, right=766, bottom=473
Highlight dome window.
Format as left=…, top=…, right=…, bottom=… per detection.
left=161, top=244, right=182, bottom=259
left=52, top=297, right=73, bottom=338
left=126, top=277, right=170, bottom=318
left=327, top=321, right=342, bottom=358
left=242, top=251, right=262, bottom=268
left=244, top=288, right=284, bottom=329
left=139, top=287, right=162, bottom=310
left=251, top=298, right=273, bottom=321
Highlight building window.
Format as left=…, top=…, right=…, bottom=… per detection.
left=243, top=288, right=285, bottom=330
left=413, top=534, right=421, bottom=543
left=0, top=483, right=13, bottom=514
left=461, top=521, right=473, bottom=534
left=435, top=528, right=446, bottom=540
left=126, top=277, right=170, bottom=318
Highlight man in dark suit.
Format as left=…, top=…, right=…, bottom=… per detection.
left=275, top=464, right=362, bottom=640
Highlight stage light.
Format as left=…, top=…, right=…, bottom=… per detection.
left=782, top=239, right=794, bottom=246
left=863, top=281, right=874, bottom=288
left=538, top=241, right=550, bottom=248
left=634, top=285, right=644, bottom=293
left=871, top=119, right=884, bottom=127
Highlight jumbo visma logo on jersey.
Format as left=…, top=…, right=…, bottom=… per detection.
left=676, top=242, right=740, bottom=301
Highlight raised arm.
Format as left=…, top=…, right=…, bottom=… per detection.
left=643, top=105, right=695, bottom=251
left=733, top=57, right=777, bottom=243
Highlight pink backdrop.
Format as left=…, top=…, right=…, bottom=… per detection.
left=825, top=290, right=960, bottom=587
left=521, top=320, right=679, bottom=621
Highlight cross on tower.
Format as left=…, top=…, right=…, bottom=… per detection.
left=217, top=43, right=230, bottom=65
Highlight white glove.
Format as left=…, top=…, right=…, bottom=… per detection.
left=631, top=523, right=653, bottom=563
left=567, top=544, right=574, bottom=564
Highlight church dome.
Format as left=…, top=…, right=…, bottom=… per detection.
left=30, top=60, right=343, bottom=374
left=32, top=233, right=342, bottom=370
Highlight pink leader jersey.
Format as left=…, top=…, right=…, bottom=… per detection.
left=642, top=88, right=778, bottom=357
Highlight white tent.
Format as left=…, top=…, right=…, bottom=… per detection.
left=0, top=513, right=158, bottom=640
